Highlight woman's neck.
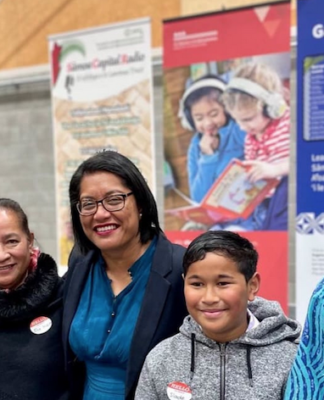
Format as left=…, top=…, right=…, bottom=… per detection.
left=101, top=239, right=151, bottom=274
left=101, top=239, right=152, bottom=296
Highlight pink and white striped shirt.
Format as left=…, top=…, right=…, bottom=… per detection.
left=244, top=108, right=290, bottom=164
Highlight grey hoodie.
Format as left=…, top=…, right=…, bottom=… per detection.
left=135, top=297, right=301, bottom=400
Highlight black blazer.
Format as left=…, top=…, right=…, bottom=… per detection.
left=62, top=233, right=187, bottom=400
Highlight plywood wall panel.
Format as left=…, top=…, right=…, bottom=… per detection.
left=0, top=0, right=180, bottom=69
left=0, top=0, right=294, bottom=69
left=180, top=0, right=288, bottom=15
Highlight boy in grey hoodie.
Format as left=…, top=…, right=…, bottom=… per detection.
left=135, top=231, right=301, bottom=400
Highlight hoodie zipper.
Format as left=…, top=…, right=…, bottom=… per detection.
left=219, top=343, right=226, bottom=400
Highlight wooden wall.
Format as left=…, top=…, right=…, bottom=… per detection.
left=181, top=0, right=295, bottom=17
left=0, top=0, right=180, bottom=70
left=0, top=0, right=295, bottom=71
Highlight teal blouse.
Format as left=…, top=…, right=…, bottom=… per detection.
left=69, top=238, right=157, bottom=400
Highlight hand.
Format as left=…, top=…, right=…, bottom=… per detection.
left=199, top=134, right=219, bottom=155
left=243, top=160, right=281, bottom=183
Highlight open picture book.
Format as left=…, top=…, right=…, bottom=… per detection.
left=166, top=159, right=279, bottom=226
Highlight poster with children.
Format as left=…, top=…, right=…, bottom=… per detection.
left=163, top=1, right=291, bottom=309
left=295, top=0, right=324, bottom=323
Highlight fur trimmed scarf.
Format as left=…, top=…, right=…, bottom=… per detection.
left=0, top=253, right=59, bottom=322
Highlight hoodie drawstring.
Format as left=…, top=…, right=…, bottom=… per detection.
left=246, top=346, right=253, bottom=387
left=190, top=333, right=195, bottom=381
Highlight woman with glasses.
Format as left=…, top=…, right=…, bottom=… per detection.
left=63, top=150, right=187, bottom=400
left=0, top=198, right=70, bottom=400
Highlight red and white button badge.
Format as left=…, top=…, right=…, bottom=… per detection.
left=30, top=316, right=52, bottom=335
left=167, top=381, right=192, bottom=400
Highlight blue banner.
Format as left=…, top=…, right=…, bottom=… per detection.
left=296, top=0, right=324, bottom=322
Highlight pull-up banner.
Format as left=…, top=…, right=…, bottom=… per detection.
left=296, top=0, right=324, bottom=323
left=49, top=18, right=154, bottom=268
left=163, top=2, right=291, bottom=311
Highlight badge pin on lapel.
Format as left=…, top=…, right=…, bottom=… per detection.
left=30, top=316, right=52, bottom=335
left=167, top=381, right=192, bottom=400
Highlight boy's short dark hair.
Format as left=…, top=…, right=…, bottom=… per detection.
left=183, top=230, right=258, bottom=282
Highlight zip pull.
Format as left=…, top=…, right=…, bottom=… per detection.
left=219, top=343, right=227, bottom=356
left=219, top=343, right=227, bottom=400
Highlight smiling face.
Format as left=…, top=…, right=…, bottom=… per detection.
left=191, top=96, right=227, bottom=137
left=229, top=105, right=271, bottom=137
left=0, top=209, right=33, bottom=290
left=78, top=171, right=141, bottom=257
left=184, top=252, right=259, bottom=343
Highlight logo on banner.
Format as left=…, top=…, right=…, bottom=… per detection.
left=296, top=213, right=324, bottom=234
left=51, top=40, right=86, bottom=86
left=66, top=51, right=145, bottom=73
left=254, top=5, right=281, bottom=38
left=312, top=24, right=324, bottom=39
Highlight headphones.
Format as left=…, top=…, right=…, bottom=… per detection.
left=178, top=78, right=227, bottom=131
left=226, top=77, right=287, bottom=120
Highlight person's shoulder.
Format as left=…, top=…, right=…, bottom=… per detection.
left=145, top=332, right=185, bottom=366
left=63, top=247, right=96, bottom=300
left=309, top=276, right=324, bottom=301
left=267, top=336, right=299, bottom=352
left=187, top=132, right=201, bottom=153
left=53, top=275, right=65, bottom=297
left=68, top=245, right=84, bottom=268
left=67, top=245, right=97, bottom=273
left=253, top=336, right=298, bottom=367
left=171, top=241, right=186, bottom=258
left=167, top=241, right=186, bottom=274
left=254, top=341, right=298, bottom=383
left=232, top=123, right=246, bottom=139
left=33, top=253, right=64, bottom=309
left=225, top=118, right=245, bottom=134
left=157, top=234, right=186, bottom=258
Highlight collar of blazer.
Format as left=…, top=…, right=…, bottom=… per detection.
left=62, top=233, right=176, bottom=363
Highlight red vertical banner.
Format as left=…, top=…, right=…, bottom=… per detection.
left=163, top=2, right=291, bottom=311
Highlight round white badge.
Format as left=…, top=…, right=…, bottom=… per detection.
left=167, top=381, right=192, bottom=400
left=30, top=316, right=52, bottom=335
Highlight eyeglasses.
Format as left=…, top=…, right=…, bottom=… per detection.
left=77, top=192, right=133, bottom=216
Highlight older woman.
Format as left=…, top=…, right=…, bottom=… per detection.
left=0, top=198, right=70, bottom=400
left=63, top=151, right=187, bottom=400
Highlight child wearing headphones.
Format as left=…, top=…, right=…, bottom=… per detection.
left=179, top=75, right=246, bottom=203
left=223, top=63, right=290, bottom=230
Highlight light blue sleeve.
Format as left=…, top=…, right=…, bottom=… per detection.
left=187, top=122, right=246, bottom=203
left=187, top=133, right=221, bottom=203
left=222, top=119, right=246, bottom=156
left=284, top=278, right=324, bottom=400
left=187, top=134, right=200, bottom=201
